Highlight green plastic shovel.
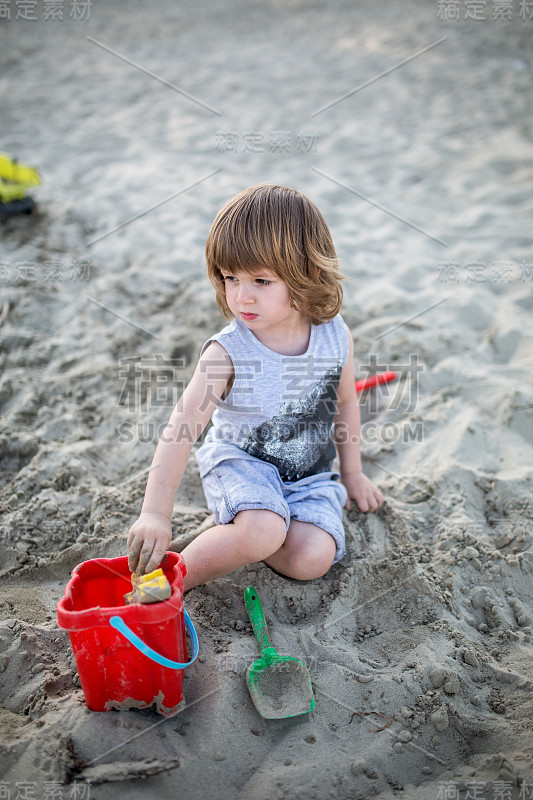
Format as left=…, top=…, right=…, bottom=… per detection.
left=244, top=586, right=315, bottom=719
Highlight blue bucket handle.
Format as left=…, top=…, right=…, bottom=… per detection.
left=109, top=609, right=199, bottom=669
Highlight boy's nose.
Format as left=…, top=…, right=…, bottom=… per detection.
left=236, top=283, right=255, bottom=303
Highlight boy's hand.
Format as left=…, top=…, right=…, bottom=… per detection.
left=127, top=512, right=172, bottom=575
left=341, top=471, right=383, bottom=513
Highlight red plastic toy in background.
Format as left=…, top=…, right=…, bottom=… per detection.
left=355, top=371, right=397, bottom=393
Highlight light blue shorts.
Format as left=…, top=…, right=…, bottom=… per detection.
left=201, top=456, right=348, bottom=564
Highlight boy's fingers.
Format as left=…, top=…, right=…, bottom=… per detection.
left=357, top=496, right=369, bottom=512
left=370, top=496, right=382, bottom=511
left=137, top=542, right=155, bottom=576
left=128, top=535, right=143, bottom=572
left=144, top=546, right=166, bottom=575
left=144, top=549, right=159, bottom=575
left=344, top=482, right=383, bottom=514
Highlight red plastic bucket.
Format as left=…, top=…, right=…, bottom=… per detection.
left=56, top=552, right=198, bottom=716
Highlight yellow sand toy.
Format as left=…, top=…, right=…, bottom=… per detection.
left=0, top=152, right=41, bottom=216
left=124, top=568, right=172, bottom=605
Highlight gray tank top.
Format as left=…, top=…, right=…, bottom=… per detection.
left=195, top=315, right=349, bottom=483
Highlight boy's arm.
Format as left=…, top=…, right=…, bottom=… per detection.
left=128, top=341, right=233, bottom=573
left=334, top=325, right=383, bottom=512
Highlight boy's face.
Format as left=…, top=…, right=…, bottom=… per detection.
left=221, top=268, right=301, bottom=332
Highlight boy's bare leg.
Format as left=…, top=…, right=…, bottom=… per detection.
left=264, top=519, right=336, bottom=580
left=181, top=509, right=286, bottom=591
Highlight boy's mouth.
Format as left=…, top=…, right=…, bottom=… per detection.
left=241, top=313, right=258, bottom=321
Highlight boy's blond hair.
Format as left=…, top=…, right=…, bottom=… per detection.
left=205, top=183, right=343, bottom=325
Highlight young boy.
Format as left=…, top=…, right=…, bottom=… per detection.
left=127, top=183, right=383, bottom=591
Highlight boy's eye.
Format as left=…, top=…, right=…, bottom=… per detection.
left=222, top=275, right=236, bottom=282
left=255, top=279, right=271, bottom=286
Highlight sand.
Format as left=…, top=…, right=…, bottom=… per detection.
left=1, top=0, right=532, bottom=797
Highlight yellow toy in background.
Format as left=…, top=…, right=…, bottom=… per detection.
left=125, top=568, right=172, bottom=605
left=0, top=152, right=41, bottom=216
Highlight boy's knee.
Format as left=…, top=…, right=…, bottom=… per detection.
left=286, top=551, right=334, bottom=580
left=280, top=533, right=336, bottom=580
left=233, top=509, right=287, bottom=552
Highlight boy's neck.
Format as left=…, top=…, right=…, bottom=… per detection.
left=244, top=316, right=312, bottom=356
